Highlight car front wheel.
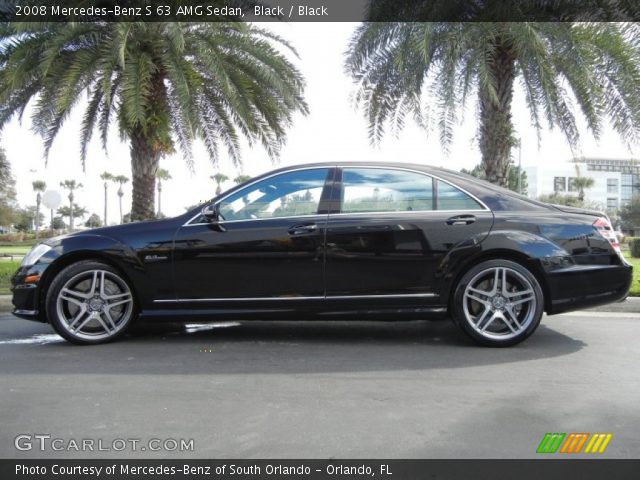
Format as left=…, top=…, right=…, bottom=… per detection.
left=451, top=259, right=544, bottom=347
left=46, top=260, right=136, bottom=345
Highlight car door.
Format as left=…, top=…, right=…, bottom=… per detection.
left=172, top=167, right=334, bottom=304
left=324, top=166, right=494, bottom=306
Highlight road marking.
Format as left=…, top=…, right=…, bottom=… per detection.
left=553, top=311, right=640, bottom=319
left=184, top=322, right=241, bottom=333
left=0, top=334, right=63, bottom=345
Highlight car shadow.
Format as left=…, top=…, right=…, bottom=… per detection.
left=0, top=317, right=586, bottom=375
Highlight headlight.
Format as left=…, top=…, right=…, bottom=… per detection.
left=21, top=244, right=52, bottom=267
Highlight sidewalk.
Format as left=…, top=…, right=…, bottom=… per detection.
left=1, top=295, right=640, bottom=314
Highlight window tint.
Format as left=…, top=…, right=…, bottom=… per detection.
left=436, top=180, right=483, bottom=210
left=341, top=168, right=434, bottom=213
left=218, top=168, right=329, bottom=221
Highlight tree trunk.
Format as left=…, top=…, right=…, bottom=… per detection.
left=35, top=194, right=41, bottom=237
left=118, top=190, right=123, bottom=224
left=479, top=40, right=516, bottom=188
left=69, top=192, right=74, bottom=231
left=103, top=182, right=108, bottom=226
left=130, top=127, right=161, bottom=221
left=157, top=182, right=162, bottom=217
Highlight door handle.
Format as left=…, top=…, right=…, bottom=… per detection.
left=288, top=223, right=318, bottom=235
left=446, top=215, right=476, bottom=226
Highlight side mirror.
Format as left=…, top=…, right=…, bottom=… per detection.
left=202, top=203, right=220, bottom=223
left=201, top=204, right=226, bottom=231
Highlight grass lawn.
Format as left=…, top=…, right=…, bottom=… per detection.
left=0, top=260, right=20, bottom=295
left=0, top=245, right=31, bottom=256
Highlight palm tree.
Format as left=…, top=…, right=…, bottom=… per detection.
left=234, top=175, right=252, bottom=185
left=0, top=23, right=308, bottom=221
left=32, top=180, right=46, bottom=236
left=57, top=204, right=88, bottom=228
left=156, top=168, right=172, bottom=217
left=113, top=175, right=129, bottom=224
left=345, top=22, right=640, bottom=187
left=59, top=180, right=82, bottom=231
left=0, top=147, right=17, bottom=229
left=573, top=165, right=595, bottom=202
left=211, top=173, right=229, bottom=196
left=100, top=171, right=114, bottom=226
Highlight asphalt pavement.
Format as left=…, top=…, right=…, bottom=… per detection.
left=1, top=310, right=639, bottom=459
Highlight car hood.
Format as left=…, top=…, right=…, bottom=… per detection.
left=44, top=217, right=184, bottom=245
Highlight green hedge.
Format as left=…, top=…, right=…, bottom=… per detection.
left=0, top=230, right=57, bottom=244
left=0, top=260, right=20, bottom=295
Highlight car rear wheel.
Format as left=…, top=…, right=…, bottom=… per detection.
left=46, top=261, right=135, bottom=345
left=452, top=259, right=544, bottom=347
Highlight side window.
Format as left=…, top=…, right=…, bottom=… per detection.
left=218, top=168, right=330, bottom=221
left=436, top=180, right=483, bottom=210
left=341, top=168, right=434, bottom=213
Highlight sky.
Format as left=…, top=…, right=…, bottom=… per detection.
left=2, top=22, right=638, bottom=224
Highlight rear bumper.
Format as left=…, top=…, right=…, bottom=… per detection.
left=546, top=262, right=632, bottom=315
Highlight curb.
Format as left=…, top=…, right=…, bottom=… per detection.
left=1, top=295, right=640, bottom=315
left=583, top=296, right=640, bottom=313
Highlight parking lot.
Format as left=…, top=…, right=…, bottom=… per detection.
left=1, top=311, right=639, bottom=459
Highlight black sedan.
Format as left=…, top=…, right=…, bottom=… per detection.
left=11, top=162, right=632, bottom=346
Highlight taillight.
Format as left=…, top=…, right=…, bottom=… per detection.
left=593, top=217, right=621, bottom=255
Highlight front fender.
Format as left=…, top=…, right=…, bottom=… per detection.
left=16, top=234, right=153, bottom=315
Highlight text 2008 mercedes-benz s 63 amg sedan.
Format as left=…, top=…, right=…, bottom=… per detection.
left=11, top=162, right=632, bottom=346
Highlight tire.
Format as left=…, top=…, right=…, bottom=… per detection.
left=451, top=259, right=544, bottom=347
left=45, top=260, right=136, bottom=345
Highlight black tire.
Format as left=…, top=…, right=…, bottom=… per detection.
left=45, top=260, right=136, bottom=345
left=451, top=259, right=544, bottom=347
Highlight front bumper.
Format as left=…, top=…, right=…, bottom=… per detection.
left=546, top=262, right=632, bottom=314
left=11, top=265, right=47, bottom=322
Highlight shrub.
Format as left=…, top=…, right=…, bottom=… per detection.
left=0, top=232, right=25, bottom=242
left=630, top=238, right=640, bottom=258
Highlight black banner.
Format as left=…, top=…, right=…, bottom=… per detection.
left=2, top=0, right=640, bottom=22
left=2, top=459, right=640, bottom=480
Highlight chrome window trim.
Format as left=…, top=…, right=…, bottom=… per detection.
left=325, top=209, right=488, bottom=218
left=183, top=209, right=487, bottom=227
left=184, top=213, right=328, bottom=227
left=154, top=293, right=438, bottom=303
left=181, top=164, right=491, bottom=227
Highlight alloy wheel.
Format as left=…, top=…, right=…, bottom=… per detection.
left=462, top=266, right=537, bottom=341
left=55, top=269, right=133, bottom=341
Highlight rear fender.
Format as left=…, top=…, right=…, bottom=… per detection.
left=438, top=230, right=566, bottom=308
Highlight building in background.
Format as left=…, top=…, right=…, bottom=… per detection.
left=525, top=157, right=640, bottom=211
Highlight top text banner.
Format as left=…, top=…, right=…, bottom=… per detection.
left=2, top=0, right=640, bottom=22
